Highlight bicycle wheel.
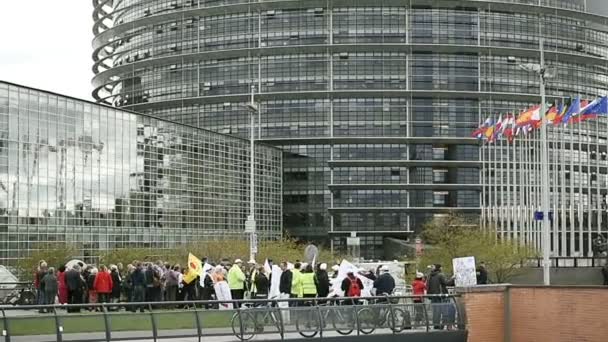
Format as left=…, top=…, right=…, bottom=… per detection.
left=231, top=311, right=257, bottom=341
left=296, top=309, right=319, bottom=338
left=388, top=308, right=413, bottom=332
left=357, top=307, right=377, bottom=335
left=330, top=308, right=354, bottom=335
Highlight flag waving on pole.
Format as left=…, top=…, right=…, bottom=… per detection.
left=188, top=253, right=203, bottom=276
left=562, top=96, right=581, bottom=125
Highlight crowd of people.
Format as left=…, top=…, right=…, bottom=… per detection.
left=31, top=258, right=404, bottom=312
left=32, top=256, right=482, bottom=331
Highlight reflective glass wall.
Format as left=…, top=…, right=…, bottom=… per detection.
left=0, top=82, right=282, bottom=266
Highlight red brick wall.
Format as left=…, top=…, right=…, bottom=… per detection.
left=460, top=288, right=505, bottom=342
left=460, top=286, right=608, bottom=342
left=510, top=287, right=608, bottom=342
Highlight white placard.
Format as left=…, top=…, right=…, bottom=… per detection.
left=452, top=256, right=477, bottom=287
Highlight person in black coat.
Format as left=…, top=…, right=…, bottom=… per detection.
left=279, top=262, right=293, bottom=296
left=426, top=264, right=455, bottom=330
left=315, top=264, right=331, bottom=298
left=373, top=265, right=395, bottom=298
left=110, top=265, right=122, bottom=310
left=65, top=265, right=85, bottom=313
left=476, top=262, right=489, bottom=285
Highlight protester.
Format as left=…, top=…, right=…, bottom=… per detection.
left=123, top=264, right=135, bottom=303
left=253, top=266, right=270, bottom=300
left=110, top=265, right=121, bottom=310
left=247, top=260, right=259, bottom=298
left=40, top=267, right=58, bottom=312
left=35, top=261, right=48, bottom=308
left=279, top=262, right=293, bottom=300
left=65, top=265, right=84, bottom=313
left=315, top=263, right=331, bottom=299
left=300, top=264, right=318, bottom=299
left=130, top=263, right=146, bottom=312
left=145, top=264, right=162, bottom=303
left=291, top=262, right=303, bottom=300
left=341, top=271, right=364, bottom=305
left=373, top=265, right=395, bottom=298
left=94, top=265, right=113, bottom=305
left=412, top=272, right=427, bottom=325
left=57, top=265, right=68, bottom=305
left=87, top=268, right=98, bottom=310
left=165, top=265, right=179, bottom=302
left=476, top=262, right=489, bottom=285
left=200, top=267, right=215, bottom=308
left=228, top=259, right=246, bottom=301
left=181, top=267, right=197, bottom=302
left=426, top=264, right=454, bottom=330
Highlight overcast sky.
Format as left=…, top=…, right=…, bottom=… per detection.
left=0, top=1, right=93, bottom=101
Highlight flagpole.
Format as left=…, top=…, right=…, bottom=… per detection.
left=538, top=37, right=551, bottom=285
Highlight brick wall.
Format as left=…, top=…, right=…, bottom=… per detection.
left=459, top=286, right=608, bottom=342
left=510, top=287, right=608, bottom=342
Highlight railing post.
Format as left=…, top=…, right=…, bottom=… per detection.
left=449, top=296, right=460, bottom=330
left=238, top=307, right=245, bottom=341
left=1, top=308, right=11, bottom=342
left=52, top=305, right=63, bottom=342
left=315, top=301, right=323, bottom=339
left=353, top=301, right=360, bottom=336
left=274, top=299, right=285, bottom=340
left=193, top=303, right=202, bottom=342
left=422, top=297, right=430, bottom=332
left=148, top=303, right=158, bottom=342
left=387, top=295, right=396, bottom=333
left=101, top=303, right=111, bottom=342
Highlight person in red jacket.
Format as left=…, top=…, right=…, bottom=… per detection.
left=411, top=272, right=427, bottom=326
left=94, top=265, right=114, bottom=305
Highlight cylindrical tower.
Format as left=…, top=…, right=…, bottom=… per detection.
left=93, top=0, right=608, bottom=258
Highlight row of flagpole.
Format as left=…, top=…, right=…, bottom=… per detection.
left=472, top=96, right=608, bottom=144
left=481, top=105, right=608, bottom=257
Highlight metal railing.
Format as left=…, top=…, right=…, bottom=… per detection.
left=0, top=295, right=464, bottom=342
left=525, top=257, right=608, bottom=268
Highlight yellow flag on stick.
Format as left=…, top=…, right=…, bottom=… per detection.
left=183, top=268, right=197, bottom=285
left=188, top=253, right=203, bottom=276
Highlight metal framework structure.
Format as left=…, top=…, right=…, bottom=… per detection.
left=92, top=0, right=608, bottom=257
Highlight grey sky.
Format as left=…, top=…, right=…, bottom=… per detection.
left=0, top=1, right=93, bottom=101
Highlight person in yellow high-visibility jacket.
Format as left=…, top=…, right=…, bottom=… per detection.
left=228, top=259, right=246, bottom=303
left=290, top=262, right=303, bottom=300
left=300, top=264, right=318, bottom=299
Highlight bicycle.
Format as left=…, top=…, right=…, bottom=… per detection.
left=295, top=299, right=354, bottom=338
left=231, top=301, right=282, bottom=341
left=356, top=296, right=411, bottom=334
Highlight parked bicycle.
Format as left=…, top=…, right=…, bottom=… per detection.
left=295, top=299, right=367, bottom=338
left=231, top=301, right=282, bottom=341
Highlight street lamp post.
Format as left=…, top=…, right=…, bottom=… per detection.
left=246, top=84, right=259, bottom=262
left=518, top=37, right=552, bottom=285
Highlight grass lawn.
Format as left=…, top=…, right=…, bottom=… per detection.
left=0, top=309, right=235, bottom=336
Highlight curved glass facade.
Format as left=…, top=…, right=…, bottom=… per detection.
left=93, top=0, right=608, bottom=257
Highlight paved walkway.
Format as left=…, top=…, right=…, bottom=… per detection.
left=8, top=327, right=425, bottom=342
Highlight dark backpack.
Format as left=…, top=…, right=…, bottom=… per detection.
left=347, top=276, right=362, bottom=297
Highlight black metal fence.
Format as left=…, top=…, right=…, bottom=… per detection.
left=0, top=295, right=464, bottom=342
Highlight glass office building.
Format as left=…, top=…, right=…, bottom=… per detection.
left=92, top=0, right=608, bottom=257
left=0, top=82, right=282, bottom=266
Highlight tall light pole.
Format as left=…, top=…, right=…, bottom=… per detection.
left=246, top=84, right=259, bottom=262
left=518, top=37, right=554, bottom=285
